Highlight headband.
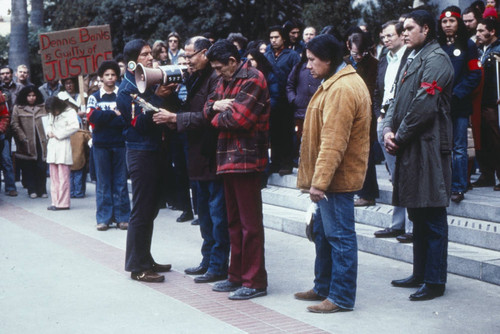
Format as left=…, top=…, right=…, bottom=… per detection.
left=439, top=11, right=461, bottom=20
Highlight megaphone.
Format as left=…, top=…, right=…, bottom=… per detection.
left=135, top=63, right=188, bottom=93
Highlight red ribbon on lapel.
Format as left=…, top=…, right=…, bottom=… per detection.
left=420, top=81, right=442, bottom=95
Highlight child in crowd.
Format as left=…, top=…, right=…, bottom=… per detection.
left=45, top=96, right=79, bottom=210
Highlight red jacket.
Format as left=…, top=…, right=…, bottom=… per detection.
left=204, top=61, right=270, bottom=174
left=0, top=94, right=9, bottom=134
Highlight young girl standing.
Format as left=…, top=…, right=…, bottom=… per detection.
left=45, top=96, right=79, bottom=210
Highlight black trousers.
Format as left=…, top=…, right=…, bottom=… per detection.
left=269, top=104, right=294, bottom=169
left=125, top=149, right=162, bottom=273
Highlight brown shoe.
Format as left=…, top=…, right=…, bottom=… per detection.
left=6, top=190, right=18, bottom=197
left=354, top=198, right=375, bottom=206
left=307, top=299, right=344, bottom=313
left=294, top=289, right=325, bottom=301
left=96, top=224, right=109, bottom=231
left=117, top=222, right=128, bottom=230
left=131, top=270, right=165, bottom=283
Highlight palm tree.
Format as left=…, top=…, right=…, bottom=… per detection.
left=30, top=0, right=44, bottom=29
left=9, top=0, right=30, bottom=76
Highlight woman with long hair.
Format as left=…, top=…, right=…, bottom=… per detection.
left=45, top=96, right=79, bottom=210
left=11, top=85, right=48, bottom=198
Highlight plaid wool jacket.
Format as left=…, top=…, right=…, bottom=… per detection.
left=204, top=61, right=270, bottom=174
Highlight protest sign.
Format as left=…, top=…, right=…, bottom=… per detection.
left=39, top=25, right=113, bottom=81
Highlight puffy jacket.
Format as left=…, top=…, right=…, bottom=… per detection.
left=286, top=62, right=321, bottom=119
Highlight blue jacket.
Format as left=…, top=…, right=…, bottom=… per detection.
left=479, top=39, right=500, bottom=108
left=286, top=61, right=321, bottom=119
left=87, top=87, right=126, bottom=148
left=265, top=48, right=300, bottom=106
left=116, top=71, right=165, bottom=151
left=442, top=39, right=481, bottom=117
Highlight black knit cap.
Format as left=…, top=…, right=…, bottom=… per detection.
left=98, top=60, right=121, bottom=77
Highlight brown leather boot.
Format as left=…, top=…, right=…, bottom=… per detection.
left=294, top=289, right=325, bottom=301
left=307, top=300, right=343, bottom=313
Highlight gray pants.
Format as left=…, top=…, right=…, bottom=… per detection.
left=377, top=119, right=413, bottom=233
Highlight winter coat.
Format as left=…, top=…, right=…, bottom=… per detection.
left=11, top=104, right=48, bottom=161
left=204, top=60, right=270, bottom=174
left=383, top=41, right=454, bottom=208
left=265, top=48, right=300, bottom=105
left=297, top=65, right=371, bottom=193
left=177, top=66, right=220, bottom=181
left=286, top=62, right=321, bottom=119
left=441, top=39, right=482, bottom=118
left=46, top=108, right=79, bottom=165
left=479, top=38, right=500, bottom=108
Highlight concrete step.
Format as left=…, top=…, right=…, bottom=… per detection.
left=262, top=185, right=500, bottom=252
left=267, top=165, right=500, bottom=224
left=263, top=204, right=500, bottom=286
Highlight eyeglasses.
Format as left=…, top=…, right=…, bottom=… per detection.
left=185, top=49, right=203, bottom=59
left=350, top=51, right=368, bottom=57
left=381, top=34, right=396, bottom=40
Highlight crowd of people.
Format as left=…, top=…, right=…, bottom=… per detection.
left=1, top=0, right=499, bottom=313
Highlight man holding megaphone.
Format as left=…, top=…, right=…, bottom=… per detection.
left=116, top=39, right=178, bottom=283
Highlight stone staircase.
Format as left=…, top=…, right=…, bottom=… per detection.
left=262, top=165, right=500, bottom=286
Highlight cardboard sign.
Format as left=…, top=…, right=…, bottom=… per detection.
left=39, top=25, right=113, bottom=81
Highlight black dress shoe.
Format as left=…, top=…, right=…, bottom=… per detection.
left=374, top=228, right=404, bottom=238
left=152, top=262, right=172, bottom=273
left=396, top=233, right=413, bottom=243
left=409, top=283, right=445, bottom=301
left=472, top=176, right=495, bottom=188
left=184, top=265, right=207, bottom=275
left=194, top=272, right=227, bottom=283
left=131, top=270, right=165, bottom=283
left=451, top=192, right=465, bottom=203
left=176, top=211, right=194, bottom=222
left=391, top=275, right=424, bottom=288
left=191, top=218, right=200, bottom=226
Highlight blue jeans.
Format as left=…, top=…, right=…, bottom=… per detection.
left=451, top=117, right=468, bottom=193
left=313, top=192, right=357, bottom=310
left=1, top=138, right=16, bottom=192
left=94, top=146, right=130, bottom=225
left=70, top=168, right=86, bottom=198
left=408, top=207, right=448, bottom=284
left=195, top=179, right=230, bottom=275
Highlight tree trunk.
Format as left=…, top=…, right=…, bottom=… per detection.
left=30, top=0, right=44, bottom=29
left=9, top=0, right=30, bottom=74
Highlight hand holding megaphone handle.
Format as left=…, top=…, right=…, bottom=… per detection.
left=130, top=94, right=159, bottom=114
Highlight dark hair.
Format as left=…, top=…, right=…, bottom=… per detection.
left=463, top=6, right=482, bottom=21
left=202, top=32, right=214, bottom=41
left=0, top=66, right=13, bottom=74
left=227, top=33, right=248, bottom=51
left=283, top=19, right=304, bottom=41
left=244, top=48, right=273, bottom=78
left=306, top=34, right=344, bottom=78
left=438, top=6, right=470, bottom=51
left=347, top=32, right=373, bottom=54
left=406, top=9, right=437, bottom=42
left=15, top=85, right=44, bottom=106
left=114, top=54, right=124, bottom=63
left=168, top=32, right=181, bottom=43
left=471, top=0, right=486, bottom=13
left=382, top=20, right=404, bottom=36
left=123, top=39, right=148, bottom=63
left=268, top=25, right=289, bottom=46
left=190, top=37, right=213, bottom=52
left=98, top=60, right=121, bottom=78
left=45, top=96, right=68, bottom=116
left=247, top=40, right=266, bottom=51
left=61, top=77, right=78, bottom=91
left=479, top=16, right=499, bottom=33
left=206, top=39, right=241, bottom=64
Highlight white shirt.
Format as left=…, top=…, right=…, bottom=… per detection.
left=383, top=45, right=407, bottom=104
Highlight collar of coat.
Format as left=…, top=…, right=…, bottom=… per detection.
left=402, top=40, right=441, bottom=79
left=320, top=65, right=358, bottom=91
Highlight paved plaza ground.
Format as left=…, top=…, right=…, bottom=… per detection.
left=1, top=182, right=499, bottom=334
